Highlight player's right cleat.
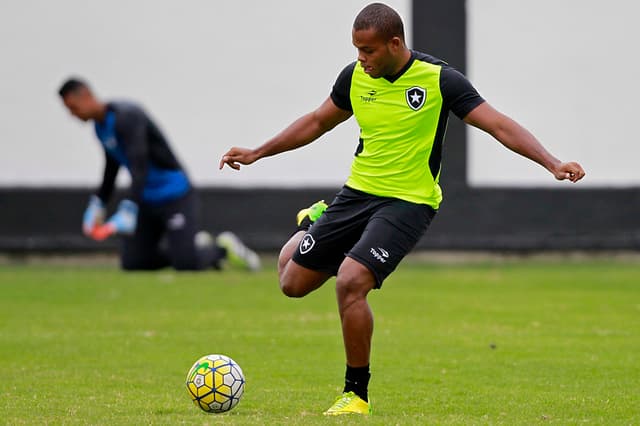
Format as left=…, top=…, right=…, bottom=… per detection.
left=323, top=391, right=371, bottom=416
left=296, top=200, right=328, bottom=226
left=216, top=231, right=261, bottom=272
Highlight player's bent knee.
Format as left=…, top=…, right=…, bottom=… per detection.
left=279, top=280, right=307, bottom=298
left=279, top=271, right=311, bottom=298
left=279, top=261, right=328, bottom=298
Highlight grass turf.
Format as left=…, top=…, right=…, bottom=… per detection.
left=0, top=259, right=638, bottom=425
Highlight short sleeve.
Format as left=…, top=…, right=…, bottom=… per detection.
left=330, top=62, right=356, bottom=112
left=440, top=67, right=485, bottom=119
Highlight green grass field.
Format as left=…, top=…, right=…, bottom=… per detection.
left=1, top=258, right=639, bottom=425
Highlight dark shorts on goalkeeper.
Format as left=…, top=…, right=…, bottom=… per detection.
left=291, top=186, right=436, bottom=288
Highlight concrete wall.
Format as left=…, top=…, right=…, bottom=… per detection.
left=467, top=0, right=640, bottom=188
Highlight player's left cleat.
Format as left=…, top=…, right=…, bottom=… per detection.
left=323, top=391, right=371, bottom=416
left=296, top=200, right=328, bottom=226
left=216, top=231, right=261, bottom=271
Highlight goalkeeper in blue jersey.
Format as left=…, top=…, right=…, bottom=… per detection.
left=58, top=78, right=259, bottom=272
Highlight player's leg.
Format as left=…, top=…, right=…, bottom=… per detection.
left=216, top=231, right=261, bottom=271
left=325, top=198, right=436, bottom=416
left=278, top=196, right=363, bottom=297
left=162, top=192, right=225, bottom=270
left=278, top=200, right=331, bottom=296
left=336, top=257, right=375, bottom=368
left=120, top=204, right=169, bottom=270
left=277, top=199, right=328, bottom=273
left=322, top=257, right=375, bottom=416
left=278, top=233, right=331, bottom=297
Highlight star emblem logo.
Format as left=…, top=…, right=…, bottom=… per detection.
left=405, top=86, right=426, bottom=111
left=299, top=233, right=315, bottom=254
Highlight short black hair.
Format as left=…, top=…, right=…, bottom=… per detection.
left=353, top=3, right=405, bottom=41
left=58, top=78, right=89, bottom=98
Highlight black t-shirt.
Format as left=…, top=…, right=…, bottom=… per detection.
left=330, top=50, right=484, bottom=119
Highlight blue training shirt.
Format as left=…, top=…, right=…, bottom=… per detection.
left=93, top=102, right=191, bottom=205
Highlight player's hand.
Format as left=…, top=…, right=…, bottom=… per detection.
left=90, top=199, right=138, bottom=241
left=82, top=195, right=106, bottom=237
left=219, top=147, right=259, bottom=170
left=552, top=162, right=586, bottom=183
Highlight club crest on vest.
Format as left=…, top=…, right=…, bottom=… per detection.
left=405, top=86, right=426, bottom=111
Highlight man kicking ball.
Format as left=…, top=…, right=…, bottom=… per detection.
left=220, top=3, right=584, bottom=415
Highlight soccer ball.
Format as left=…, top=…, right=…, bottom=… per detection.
left=185, top=354, right=245, bottom=413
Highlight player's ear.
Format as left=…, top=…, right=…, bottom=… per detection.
left=388, top=36, right=402, bottom=52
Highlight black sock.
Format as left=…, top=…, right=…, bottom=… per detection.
left=343, top=364, right=370, bottom=402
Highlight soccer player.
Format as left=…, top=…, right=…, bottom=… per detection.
left=219, top=2, right=585, bottom=415
left=59, top=78, right=260, bottom=272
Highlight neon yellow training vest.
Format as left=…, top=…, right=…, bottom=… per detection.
left=345, top=59, right=447, bottom=209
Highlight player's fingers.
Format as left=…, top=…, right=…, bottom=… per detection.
left=219, top=155, right=240, bottom=170
left=219, top=156, right=229, bottom=170
left=569, top=166, right=585, bottom=182
left=563, top=170, right=579, bottom=182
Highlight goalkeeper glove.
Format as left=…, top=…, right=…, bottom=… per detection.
left=82, top=195, right=106, bottom=237
left=91, top=199, right=138, bottom=241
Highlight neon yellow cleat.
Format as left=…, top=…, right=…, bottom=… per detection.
left=323, top=391, right=371, bottom=416
left=216, top=231, right=261, bottom=271
left=296, top=200, right=328, bottom=226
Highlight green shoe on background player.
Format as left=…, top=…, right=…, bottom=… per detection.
left=216, top=231, right=261, bottom=271
left=323, top=391, right=371, bottom=416
left=296, top=200, right=328, bottom=227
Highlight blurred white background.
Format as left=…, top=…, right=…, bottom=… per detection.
left=2, top=1, right=634, bottom=189
left=0, top=0, right=410, bottom=188
left=468, top=0, right=639, bottom=187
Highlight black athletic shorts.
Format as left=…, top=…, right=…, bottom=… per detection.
left=291, top=186, right=436, bottom=288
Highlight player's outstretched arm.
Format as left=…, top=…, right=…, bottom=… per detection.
left=219, top=97, right=352, bottom=170
left=464, top=102, right=585, bottom=183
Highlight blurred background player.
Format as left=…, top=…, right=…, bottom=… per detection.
left=59, top=78, right=260, bottom=272
left=220, top=2, right=585, bottom=416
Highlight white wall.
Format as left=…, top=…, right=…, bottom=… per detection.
left=467, top=0, right=639, bottom=187
left=0, top=0, right=410, bottom=188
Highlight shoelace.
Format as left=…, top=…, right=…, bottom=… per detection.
left=331, top=392, right=356, bottom=410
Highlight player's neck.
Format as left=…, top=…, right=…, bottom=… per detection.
left=94, top=102, right=108, bottom=122
left=393, top=49, right=412, bottom=74
left=385, top=49, right=412, bottom=81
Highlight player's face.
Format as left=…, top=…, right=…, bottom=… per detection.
left=352, top=27, right=397, bottom=78
left=62, top=89, right=94, bottom=122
